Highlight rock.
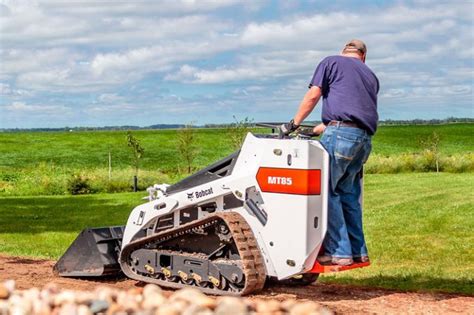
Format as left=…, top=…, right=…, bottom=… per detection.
left=53, top=290, right=77, bottom=306
left=43, top=282, right=59, bottom=294
left=78, top=304, right=93, bottom=315
left=289, top=301, right=330, bottom=315
left=8, top=294, right=32, bottom=315
left=0, top=300, right=8, bottom=315
left=280, top=300, right=297, bottom=311
left=3, top=280, right=15, bottom=294
left=170, top=288, right=214, bottom=308
left=8, top=306, right=28, bottom=315
left=142, top=284, right=165, bottom=309
left=89, top=299, right=109, bottom=314
left=319, top=307, right=334, bottom=315
left=142, top=290, right=166, bottom=310
left=23, top=287, right=40, bottom=301
left=127, top=287, right=144, bottom=297
left=155, top=303, right=181, bottom=315
left=118, top=290, right=142, bottom=311
left=0, top=280, right=16, bottom=300
left=106, top=302, right=123, bottom=315
left=143, top=284, right=162, bottom=298
left=0, top=279, right=338, bottom=315
left=95, top=287, right=116, bottom=303
left=58, top=303, right=79, bottom=315
left=182, top=304, right=213, bottom=315
left=255, top=299, right=281, bottom=313
left=215, top=297, right=248, bottom=315
left=32, top=299, right=50, bottom=315
left=75, top=291, right=94, bottom=305
left=0, top=285, right=9, bottom=300
left=23, top=287, right=41, bottom=314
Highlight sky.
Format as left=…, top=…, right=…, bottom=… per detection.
left=0, top=0, right=473, bottom=128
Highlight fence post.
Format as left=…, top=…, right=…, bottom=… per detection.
left=108, top=152, right=112, bottom=181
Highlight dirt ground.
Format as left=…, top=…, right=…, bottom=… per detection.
left=0, top=255, right=472, bottom=314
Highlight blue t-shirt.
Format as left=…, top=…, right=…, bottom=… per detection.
left=309, top=55, right=379, bottom=135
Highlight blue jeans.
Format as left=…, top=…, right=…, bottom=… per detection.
left=320, top=125, right=372, bottom=259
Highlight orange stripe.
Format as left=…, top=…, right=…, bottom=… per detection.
left=310, top=261, right=371, bottom=273
left=256, top=167, right=321, bottom=195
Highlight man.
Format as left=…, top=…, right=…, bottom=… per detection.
left=282, top=39, right=379, bottom=266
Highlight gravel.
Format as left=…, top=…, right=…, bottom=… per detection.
left=0, top=280, right=332, bottom=315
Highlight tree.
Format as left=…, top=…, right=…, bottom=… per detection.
left=177, top=124, right=198, bottom=174
left=419, top=131, right=441, bottom=173
left=126, top=131, right=145, bottom=191
left=227, top=116, right=254, bottom=150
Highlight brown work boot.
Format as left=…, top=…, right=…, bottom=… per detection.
left=353, top=256, right=370, bottom=263
left=317, top=255, right=353, bottom=266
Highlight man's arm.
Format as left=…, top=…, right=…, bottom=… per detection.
left=293, top=86, right=322, bottom=125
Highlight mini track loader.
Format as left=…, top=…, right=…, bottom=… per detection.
left=54, top=124, right=370, bottom=295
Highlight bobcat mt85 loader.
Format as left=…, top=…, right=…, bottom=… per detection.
left=54, top=124, right=370, bottom=295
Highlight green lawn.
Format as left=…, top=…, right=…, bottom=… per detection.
left=0, top=193, right=140, bottom=258
left=0, top=173, right=472, bottom=294
left=320, top=173, right=474, bottom=295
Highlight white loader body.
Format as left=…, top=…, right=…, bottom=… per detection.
left=122, top=132, right=329, bottom=279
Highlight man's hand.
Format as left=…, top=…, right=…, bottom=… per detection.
left=280, top=119, right=299, bottom=135
left=297, top=123, right=326, bottom=137
left=313, top=123, right=326, bottom=135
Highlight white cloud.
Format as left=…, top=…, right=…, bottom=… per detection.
left=4, top=101, right=70, bottom=114
left=37, top=0, right=244, bottom=16
left=97, top=93, right=125, bottom=103
left=0, top=1, right=235, bottom=48
left=17, top=69, right=70, bottom=87
left=165, top=50, right=323, bottom=83
left=89, top=38, right=239, bottom=80
left=241, top=12, right=358, bottom=47
left=0, top=48, right=77, bottom=76
left=0, top=82, right=31, bottom=96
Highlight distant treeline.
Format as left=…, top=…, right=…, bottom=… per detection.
left=378, top=117, right=473, bottom=126
left=1, top=117, right=472, bottom=132
left=0, top=124, right=186, bottom=133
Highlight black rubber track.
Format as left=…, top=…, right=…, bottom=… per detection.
left=119, top=212, right=267, bottom=296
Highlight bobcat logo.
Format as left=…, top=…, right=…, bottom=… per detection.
left=187, top=187, right=213, bottom=201
left=187, top=192, right=194, bottom=201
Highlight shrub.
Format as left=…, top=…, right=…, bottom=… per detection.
left=400, top=154, right=416, bottom=172
left=1, top=173, right=19, bottom=182
left=365, top=153, right=474, bottom=174
left=0, top=181, right=13, bottom=193
left=105, top=180, right=131, bottom=193
left=67, top=174, right=92, bottom=195
left=441, top=153, right=474, bottom=173
left=418, top=132, right=441, bottom=172
left=88, top=168, right=170, bottom=194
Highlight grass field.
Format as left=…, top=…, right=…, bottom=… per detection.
left=1, top=124, right=473, bottom=171
left=0, top=173, right=472, bottom=294
left=1, top=124, right=472, bottom=196
left=372, top=123, right=474, bottom=155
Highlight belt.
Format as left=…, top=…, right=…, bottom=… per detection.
left=328, top=120, right=360, bottom=128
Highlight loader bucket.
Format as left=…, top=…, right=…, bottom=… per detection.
left=53, top=226, right=125, bottom=277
